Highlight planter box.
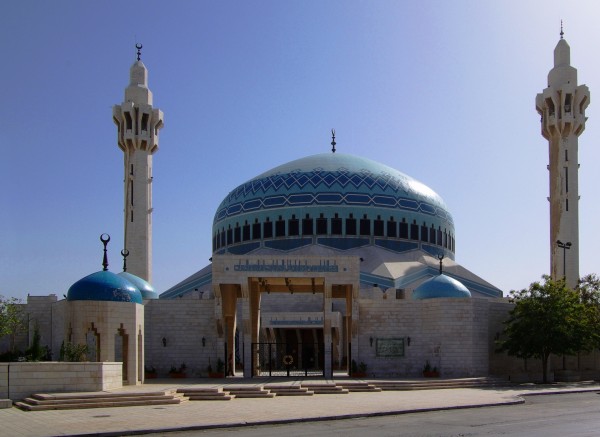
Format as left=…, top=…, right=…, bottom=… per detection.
left=423, top=371, right=439, bottom=378
left=351, top=372, right=367, bottom=378
left=169, top=373, right=186, bottom=379
left=145, top=373, right=158, bottom=379
left=209, top=372, right=224, bottom=378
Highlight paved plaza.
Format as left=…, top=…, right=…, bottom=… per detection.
left=0, top=379, right=599, bottom=437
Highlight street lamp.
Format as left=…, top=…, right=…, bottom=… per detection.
left=556, top=240, right=572, bottom=280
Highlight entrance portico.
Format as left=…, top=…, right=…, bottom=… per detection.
left=212, top=255, right=360, bottom=378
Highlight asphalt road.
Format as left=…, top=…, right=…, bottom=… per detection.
left=144, top=391, right=600, bottom=437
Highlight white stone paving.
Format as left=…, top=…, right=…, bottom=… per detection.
left=0, top=379, right=599, bottom=437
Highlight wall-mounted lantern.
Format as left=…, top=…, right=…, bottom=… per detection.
left=202, top=337, right=206, bottom=347
left=407, top=336, right=411, bottom=346
left=369, top=337, right=374, bottom=347
left=162, top=337, right=167, bottom=347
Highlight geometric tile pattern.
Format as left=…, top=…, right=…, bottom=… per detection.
left=214, top=169, right=453, bottom=225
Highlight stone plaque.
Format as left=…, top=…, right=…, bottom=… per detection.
left=375, top=338, right=405, bottom=357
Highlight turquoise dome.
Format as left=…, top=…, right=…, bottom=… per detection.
left=67, top=271, right=143, bottom=304
left=212, top=153, right=456, bottom=257
left=119, top=272, right=158, bottom=299
left=412, top=274, right=471, bottom=300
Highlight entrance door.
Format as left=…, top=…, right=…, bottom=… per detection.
left=252, top=328, right=324, bottom=377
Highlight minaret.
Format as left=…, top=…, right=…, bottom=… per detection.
left=536, top=27, right=590, bottom=288
left=112, top=45, right=164, bottom=283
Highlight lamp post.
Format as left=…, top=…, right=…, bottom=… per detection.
left=556, top=240, right=572, bottom=280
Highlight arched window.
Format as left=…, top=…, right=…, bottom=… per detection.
left=275, top=216, right=285, bottom=237
left=316, top=213, right=328, bottom=235
left=410, top=221, right=419, bottom=241
left=302, top=214, right=313, bottom=235
left=263, top=218, right=273, bottom=239
left=387, top=217, right=397, bottom=238
left=288, top=215, right=299, bottom=236
left=360, top=214, right=371, bottom=236
left=374, top=215, right=384, bottom=237
left=331, top=213, right=342, bottom=235
left=252, top=219, right=261, bottom=240
left=346, top=213, right=357, bottom=236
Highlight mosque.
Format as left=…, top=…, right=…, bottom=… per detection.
left=1, top=32, right=595, bottom=386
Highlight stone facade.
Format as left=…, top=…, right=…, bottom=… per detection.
left=334, top=297, right=490, bottom=377
left=144, top=294, right=216, bottom=377
left=67, top=300, right=144, bottom=385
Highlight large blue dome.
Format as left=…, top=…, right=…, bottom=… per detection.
left=67, top=271, right=143, bottom=304
left=118, top=272, right=158, bottom=300
left=212, top=153, right=455, bottom=257
left=412, top=274, right=471, bottom=300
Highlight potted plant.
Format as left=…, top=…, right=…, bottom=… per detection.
left=209, top=358, right=225, bottom=378
left=351, top=359, right=367, bottom=377
left=169, top=363, right=187, bottom=378
left=422, top=360, right=439, bottom=377
left=145, top=365, right=158, bottom=379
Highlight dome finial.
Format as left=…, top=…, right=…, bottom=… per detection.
left=560, top=20, right=564, bottom=39
left=437, top=253, right=444, bottom=275
left=121, top=249, right=129, bottom=272
left=136, top=43, right=143, bottom=61
left=100, top=234, right=111, bottom=271
left=331, top=128, right=336, bottom=153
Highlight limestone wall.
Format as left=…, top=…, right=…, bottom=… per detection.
left=0, top=362, right=122, bottom=401
left=67, top=301, right=144, bottom=385
left=356, top=297, right=489, bottom=377
left=145, top=296, right=216, bottom=377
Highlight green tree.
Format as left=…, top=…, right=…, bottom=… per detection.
left=0, top=295, right=26, bottom=353
left=26, top=325, right=46, bottom=361
left=498, top=275, right=600, bottom=383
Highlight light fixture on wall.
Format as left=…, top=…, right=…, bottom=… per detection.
left=162, top=337, right=167, bottom=347
left=369, top=337, right=373, bottom=347
left=202, top=337, right=206, bottom=347
left=407, top=337, right=411, bottom=346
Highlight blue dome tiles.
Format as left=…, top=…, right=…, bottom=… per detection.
left=412, top=274, right=472, bottom=300
left=67, top=271, right=143, bottom=304
left=118, top=272, right=158, bottom=300
left=212, top=153, right=456, bottom=257
left=214, top=153, right=453, bottom=227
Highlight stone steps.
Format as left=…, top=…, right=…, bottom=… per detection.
left=336, top=382, right=382, bottom=392
left=177, top=387, right=235, bottom=401
left=15, top=391, right=186, bottom=411
left=373, top=377, right=506, bottom=391
left=226, top=385, right=275, bottom=398
left=264, top=384, right=314, bottom=396
left=301, top=383, right=349, bottom=394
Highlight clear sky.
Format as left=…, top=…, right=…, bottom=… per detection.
left=2, top=0, right=600, bottom=301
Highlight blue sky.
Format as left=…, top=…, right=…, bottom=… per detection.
left=2, top=1, right=600, bottom=301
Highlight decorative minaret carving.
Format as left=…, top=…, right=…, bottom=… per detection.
left=536, top=27, right=590, bottom=288
left=112, top=44, right=164, bottom=282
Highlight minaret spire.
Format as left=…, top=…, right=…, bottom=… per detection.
left=112, top=45, right=164, bottom=283
left=560, top=20, right=564, bottom=40
left=331, top=129, right=336, bottom=153
left=536, top=34, right=590, bottom=288
left=100, top=234, right=110, bottom=271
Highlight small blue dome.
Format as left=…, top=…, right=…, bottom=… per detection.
left=67, top=271, right=143, bottom=304
left=118, top=272, right=158, bottom=299
left=412, top=274, right=471, bottom=300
